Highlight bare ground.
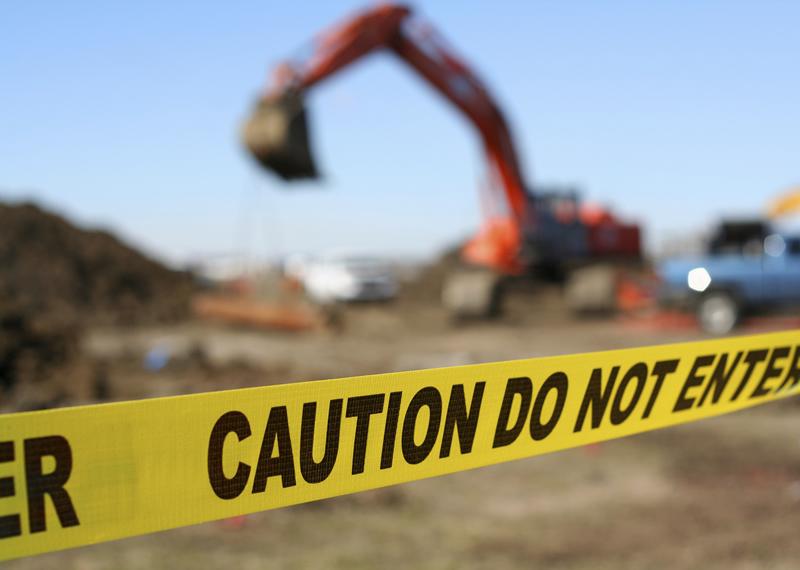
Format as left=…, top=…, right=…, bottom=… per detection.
left=7, top=297, right=800, bottom=569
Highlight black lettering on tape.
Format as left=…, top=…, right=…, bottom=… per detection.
left=642, top=359, right=679, bottom=418
left=674, top=355, right=715, bottom=412
left=440, top=382, right=485, bottom=458
left=493, top=377, right=533, bottom=448
left=402, top=387, right=442, bottom=465
left=299, top=400, right=343, bottom=484
left=777, top=345, right=800, bottom=392
left=253, top=406, right=296, bottom=492
left=573, top=366, right=619, bottom=432
left=380, top=392, right=402, bottom=470
left=610, top=363, right=648, bottom=425
left=730, top=349, right=768, bottom=401
left=208, top=411, right=252, bottom=500
left=697, top=352, right=742, bottom=407
left=24, top=436, right=79, bottom=533
left=529, top=372, right=567, bottom=440
left=0, top=441, right=20, bottom=539
left=750, top=347, right=790, bottom=399
left=346, top=394, right=385, bottom=475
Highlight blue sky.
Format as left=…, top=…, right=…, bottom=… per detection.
left=2, top=1, right=798, bottom=266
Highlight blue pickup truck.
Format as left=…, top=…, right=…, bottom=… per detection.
left=658, top=228, right=800, bottom=334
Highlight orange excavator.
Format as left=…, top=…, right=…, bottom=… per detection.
left=242, top=3, right=641, bottom=317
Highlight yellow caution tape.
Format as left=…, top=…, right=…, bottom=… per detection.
left=1, top=329, right=799, bottom=560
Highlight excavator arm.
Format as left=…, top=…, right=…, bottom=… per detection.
left=242, top=4, right=529, bottom=273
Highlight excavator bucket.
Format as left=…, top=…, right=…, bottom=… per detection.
left=241, top=93, right=319, bottom=180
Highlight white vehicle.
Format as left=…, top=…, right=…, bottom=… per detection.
left=298, top=254, right=398, bottom=303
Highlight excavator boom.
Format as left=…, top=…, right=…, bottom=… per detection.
left=242, top=4, right=528, bottom=273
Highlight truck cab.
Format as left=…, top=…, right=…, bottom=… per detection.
left=658, top=227, right=800, bottom=334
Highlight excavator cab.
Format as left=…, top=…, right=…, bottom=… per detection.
left=241, top=92, right=319, bottom=180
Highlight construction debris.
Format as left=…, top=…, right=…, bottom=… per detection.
left=192, top=294, right=323, bottom=332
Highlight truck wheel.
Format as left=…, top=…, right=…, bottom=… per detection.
left=442, top=270, right=502, bottom=319
left=697, top=291, right=739, bottom=335
left=564, top=265, right=617, bottom=315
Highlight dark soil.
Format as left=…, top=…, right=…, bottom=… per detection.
left=0, top=202, right=192, bottom=325
left=0, top=201, right=194, bottom=404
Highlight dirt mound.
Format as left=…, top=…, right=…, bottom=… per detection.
left=0, top=307, right=92, bottom=410
left=0, top=202, right=193, bottom=325
left=0, top=201, right=194, bottom=405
